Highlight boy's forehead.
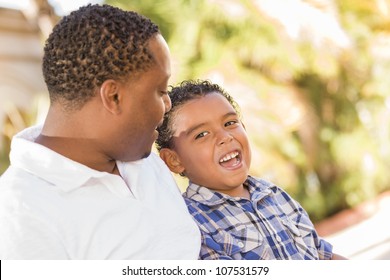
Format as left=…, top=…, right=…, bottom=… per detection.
left=179, top=93, right=235, bottom=113
left=172, top=94, right=237, bottom=130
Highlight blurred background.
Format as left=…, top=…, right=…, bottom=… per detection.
left=1, top=0, right=389, bottom=258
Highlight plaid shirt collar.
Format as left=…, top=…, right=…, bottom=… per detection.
left=185, top=175, right=275, bottom=205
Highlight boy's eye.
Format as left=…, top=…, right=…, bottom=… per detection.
left=195, top=131, right=209, bottom=140
left=225, top=120, right=238, bottom=127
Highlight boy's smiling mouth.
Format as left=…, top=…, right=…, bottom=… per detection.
left=219, top=150, right=242, bottom=169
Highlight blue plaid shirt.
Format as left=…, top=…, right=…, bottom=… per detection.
left=183, top=176, right=333, bottom=260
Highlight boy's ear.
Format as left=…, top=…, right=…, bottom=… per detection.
left=100, top=79, right=122, bottom=114
left=159, top=148, right=185, bottom=174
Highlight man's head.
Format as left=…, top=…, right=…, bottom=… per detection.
left=41, top=4, right=171, bottom=162
left=157, top=80, right=251, bottom=195
left=42, top=4, right=159, bottom=111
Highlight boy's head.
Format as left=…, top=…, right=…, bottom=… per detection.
left=156, top=80, right=252, bottom=196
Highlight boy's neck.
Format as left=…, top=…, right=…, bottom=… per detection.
left=237, top=185, right=250, bottom=199
left=216, top=184, right=250, bottom=199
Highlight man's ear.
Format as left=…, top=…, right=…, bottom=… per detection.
left=159, top=148, right=185, bottom=174
left=100, top=79, right=122, bottom=114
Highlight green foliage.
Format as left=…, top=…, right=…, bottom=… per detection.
left=3, top=0, right=390, bottom=222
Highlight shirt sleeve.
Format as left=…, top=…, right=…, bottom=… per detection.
left=299, top=207, right=333, bottom=260
left=0, top=213, right=69, bottom=259
left=184, top=199, right=234, bottom=260
left=275, top=187, right=334, bottom=260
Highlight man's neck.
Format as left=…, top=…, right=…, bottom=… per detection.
left=35, top=103, right=118, bottom=174
left=35, top=134, right=117, bottom=174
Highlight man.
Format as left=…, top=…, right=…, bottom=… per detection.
left=0, top=4, right=200, bottom=259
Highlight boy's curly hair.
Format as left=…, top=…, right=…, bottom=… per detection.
left=42, top=4, right=159, bottom=110
left=156, top=79, right=241, bottom=151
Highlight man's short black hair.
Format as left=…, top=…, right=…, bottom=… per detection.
left=156, top=79, right=241, bottom=151
left=42, top=4, right=159, bottom=110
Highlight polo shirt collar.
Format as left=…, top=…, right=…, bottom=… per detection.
left=9, top=125, right=120, bottom=193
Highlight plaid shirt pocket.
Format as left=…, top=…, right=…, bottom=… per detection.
left=223, top=224, right=271, bottom=259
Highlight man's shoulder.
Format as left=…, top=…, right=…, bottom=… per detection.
left=0, top=167, right=51, bottom=215
left=0, top=166, right=36, bottom=189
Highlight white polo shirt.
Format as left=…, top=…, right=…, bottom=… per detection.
left=0, top=125, right=201, bottom=259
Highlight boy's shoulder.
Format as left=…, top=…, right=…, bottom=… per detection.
left=246, top=175, right=281, bottom=192
left=182, top=184, right=222, bottom=207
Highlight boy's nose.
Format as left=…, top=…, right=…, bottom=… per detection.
left=217, top=132, right=233, bottom=146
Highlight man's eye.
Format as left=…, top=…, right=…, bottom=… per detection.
left=195, top=131, right=209, bottom=140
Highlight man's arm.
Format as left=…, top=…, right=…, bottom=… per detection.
left=0, top=213, right=68, bottom=259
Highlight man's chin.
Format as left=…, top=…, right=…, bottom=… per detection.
left=121, top=150, right=152, bottom=162
left=140, top=150, right=152, bottom=159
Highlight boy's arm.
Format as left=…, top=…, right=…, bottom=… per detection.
left=184, top=198, right=233, bottom=259
left=199, top=229, right=233, bottom=260
left=331, top=253, right=348, bottom=260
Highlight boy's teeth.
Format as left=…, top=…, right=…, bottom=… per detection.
left=219, top=152, right=239, bottom=163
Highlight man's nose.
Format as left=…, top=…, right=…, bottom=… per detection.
left=164, top=94, right=172, bottom=113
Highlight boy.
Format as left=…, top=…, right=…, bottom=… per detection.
left=156, top=79, right=346, bottom=260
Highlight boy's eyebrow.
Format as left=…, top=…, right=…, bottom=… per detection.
left=185, top=122, right=207, bottom=137
left=184, top=111, right=238, bottom=136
